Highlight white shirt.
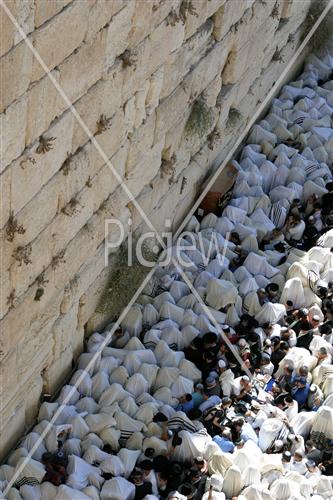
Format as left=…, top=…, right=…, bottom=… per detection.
left=290, top=459, right=307, bottom=475
left=286, top=220, right=305, bottom=241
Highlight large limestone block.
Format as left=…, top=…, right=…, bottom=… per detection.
left=42, top=346, right=73, bottom=394
left=71, top=60, right=123, bottom=151
left=25, top=69, right=61, bottom=146
left=127, top=0, right=153, bottom=48
left=34, top=0, right=72, bottom=28
left=154, top=80, right=191, bottom=144
left=0, top=40, right=32, bottom=113
left=31, top=0, right=90, bottom=81
left=105, top=2, right=135, bottom=68
left=161, top=18, right=214, bottom=99
left=53, top=302, right=79, bottom=359
left=0, top=95, right=27, bottom=170
left=151, top=0, right=180, bottom=29
left=0, top=0, right=34, bottom=57
left=58, top=28, right=107, bottom=106
left=0, top=348, right=18, bottom=408
left=146, top=66, right=164, bottom=115
left=126, top=112, right=156, bottom=173
left=122, top=37, right=151, bottom=102
left=0, top=399, right=25, bottom=461
left=10, top=110, right=74, bottom=217
left=85, top=0, right=125, bottom=41
left=24, top=374, right=43, bottom=426
left=148, top=16, right=185, bottom=76
left=125, top=140, right=165, bottom=199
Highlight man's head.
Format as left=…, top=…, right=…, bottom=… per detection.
left=294, top=376, right=307, bottom=389
left=139, top=460, right=153, bottom=477
left=294, top=450, right=304, bottom=462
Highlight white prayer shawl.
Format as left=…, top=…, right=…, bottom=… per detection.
left=201, top=213, right=218, bottom=230
left=311, top=405, right=333, bottom=442
left=179, top=359, right=202, bottom=382
left=255, top=302, right=286, bottom=325
left=215, top=216, right=235, bottom=236
left=234, top=266, right=253, bottom=283
left=180, top=325, right=200, bottom=347
left=123, top=349, right=157, bottom=376
left=242, top=465, right=261, bottom=487
left=54, top=485, right=91, bottom=500
left=19, top=433, right=47, bottom=463
left=171, top=375, right=194, bottom=398
left=269, top=479, right=297, bottom=500
left=142, top=304, right=159, bottom=330
left=219, top=369, right=235, bottom=397
left=280, top=278, right=306, bottom=308
left=109, top=366, right=130, bottom=386
left=244, top=253, right=279, bottom=278
left=205, top=278, right=238, bottom=310
left=243, top=291, right=262, bottom=316
left=207, top=257, right=229, bottom=278
left=225, top=305, right=241, bottom=327
left=242, top=234, right=259, bottom=253
left=258, top=418, right=285, bottom=452
left=100, top=477, right=135, bottom=500
left=143, top=329, right=162, bottom=350
left=138, top=363, right=159, bottom=391
left=222, top=465, right=243, bottom=499
left=171, top=430, right=211, bottom=463
left=37, top=402, right=59, bottom=423
left=121, top=306, right=142, bottom=337
left=290, top=411, right=315, bottom=438
left=85, top=413, right=117, bottom=434
left=194, top=270, right=215, bottom=288
left=153, top=291, right=176, bottom=311
left=98, top=383, right=132, bottom=408
left=238, top=277, right=259, bottom=296
left=14, top=458, right=46, bottom=485
left=181, top=310, right=198, bottom=329
left=222, top=205, right=247, bottom=224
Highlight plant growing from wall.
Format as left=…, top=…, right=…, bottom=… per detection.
left=60, top=153, right=73, bottom=175
left=207, top=127, right=221, bottom=150
left=86, top=176, right=93, bottom=188
left=272, top=47, right=284, bottom=62
left=180, top=176, right=187, bottom=194
left=13, top=243, right=32, bottom=266
left=160, top=153, right=177, bottom=184
left=51, top=249, right=66, bottom=269
left=95, top=114, right=112, bottom=135
left=179, top=0, right=198, bottom=23
left=226, top=108, right=242, bottom=129
left=36, top=135, right=56, bottom=154
left=34, top=288, right=45, bottom=301
left=20, top=156, right=36, bottom=169
left=6, top=289, right=17, bottom=310
left=185, top=99, right=215, bottom=139
left=61, top=196, right=82, bottom=216
left=5, top=211, right=26, bottom=242
left=271, top=2, right=279, bottom=19
left=120, top=49, right=138, bottom=69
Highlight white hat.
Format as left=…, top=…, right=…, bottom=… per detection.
left=218, top=360, right=227, bottom=369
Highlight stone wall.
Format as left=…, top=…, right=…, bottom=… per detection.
left=0, top=0, right=315, bottom=458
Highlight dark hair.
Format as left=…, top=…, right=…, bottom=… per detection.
left=284, top=395, right=293, bottom=403
left=185, top=393, right=193, bottom=402
left=326, top=181, right=333, bottom=192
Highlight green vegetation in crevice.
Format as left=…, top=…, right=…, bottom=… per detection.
left=185, top=99, right=215, bottom=139
left=95, top=237, right=159, bottom=321
left=226, top=107, right=242, bottom=129
left=301, top=0, right=333, bottom=52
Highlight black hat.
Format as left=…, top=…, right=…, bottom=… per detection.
left=139, top=460, right=153, bottom=471
left=152, top=455, right=170, bottom=472
left=203, top=332, right=217, bottom=344
left=178, top=483, right=197, bottom=496
left=153, top=412, right=168, bottom=423
left=187, top=408, right=202, bottom=420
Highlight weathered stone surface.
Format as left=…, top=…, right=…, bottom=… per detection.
left=25, top=69, right=61, bottom=146
left=31, top=1, right=90, bottom=82
left=34, top=0, right=72, bottom=28
left=0, top=95, right=27, bottom=170
left=0, top=40, right=32, bottom=113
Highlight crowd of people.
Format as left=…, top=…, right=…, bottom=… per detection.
left=1, top=44, right=333, bottom=500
